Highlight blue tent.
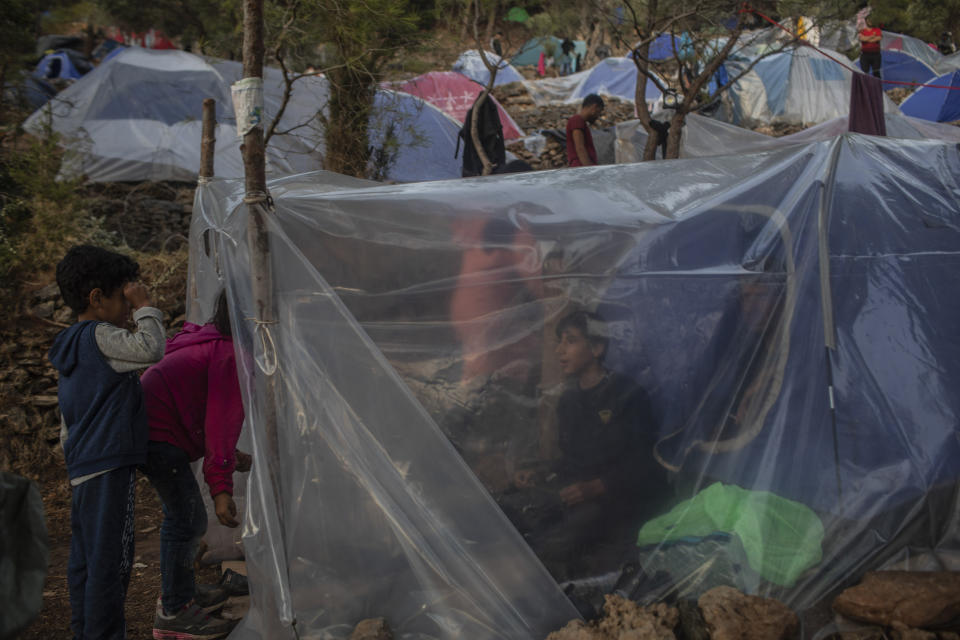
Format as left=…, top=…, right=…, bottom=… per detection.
left=511, top=37, right=586, bottom=67
left=856, top=50, right=938, bottom=85
left=900, top=70, right=960, bottom=122
left=570, top=56, right=663, bottom=105
left=644, top=33, right=694, bottom=61
left=33, top=50, right=86, bottom=81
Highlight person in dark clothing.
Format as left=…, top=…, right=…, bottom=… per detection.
left=491, top=31, right=504, bottom=57
left=501, top=310, right=667, bottom=579
left=48, top=245, right=166, bottom=640
left=560, top=38, right=575, bottom=75
left=566, top=94, right=604, bottom=167
left=939, top=32, right=956, bottom=55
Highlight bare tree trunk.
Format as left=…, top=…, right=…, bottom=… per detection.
left=666, top=112, right=684, bottom=158
left=200, top=98, right=217, bottom=180
left=470, top=89, right=494, bottom=175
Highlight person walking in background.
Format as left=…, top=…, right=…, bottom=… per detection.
left=859, top=17, right=883, bottom=79
left=566, top=93, right=604, bottom=167
left=49, top=245, right=166, bottom=640
left=141, top=290, right=249, bottom=640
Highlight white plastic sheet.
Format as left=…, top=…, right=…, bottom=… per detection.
left=189, top=135, right=960, bottom=639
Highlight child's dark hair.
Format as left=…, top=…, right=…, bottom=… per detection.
left=56, top=245, right=140, bottom=314
left=556, top=310, right=609, bottom=362
left=211, top=289, right=232, bottom=337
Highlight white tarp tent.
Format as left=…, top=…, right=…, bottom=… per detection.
left=718, top=45, right=899, bottom=126
left=614, top=112, right=960, bottom=161
left=452, top=50, right=525, bottom=87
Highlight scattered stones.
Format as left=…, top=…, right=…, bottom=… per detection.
left=698, top=586, right=799, bottom=640
left=833, top=571, right=960, bottom=631
left=349, top=617, right=394, bottom=640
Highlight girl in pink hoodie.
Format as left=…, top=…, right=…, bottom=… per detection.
left=139, top=292, right=246, bottom=639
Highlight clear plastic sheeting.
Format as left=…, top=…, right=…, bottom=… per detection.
left=190, top=136, right=960, bottom=639
left=718, top=45, right=899, bottom=127
left=614, top=112, right=960, bottom=162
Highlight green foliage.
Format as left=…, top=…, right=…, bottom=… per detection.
left=0, top=125, right=113, bottom=305
left=0, top=0, right=41, bottom=106
left=869, top=0, right=960, bottom=42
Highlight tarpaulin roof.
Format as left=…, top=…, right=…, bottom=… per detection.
left=23, top=48, right=464, bottom=183
left=190, top=133, right=960, bottom=639
left=452, top=50, right=525, bottom=87
left=614, top=112, right=960, bottom=161
left=719, top=45, right=899, bottom=126
left=568, top=57, right=663, bottom=107
left=899, top=70, right=960, bottom=123
left=391, top=71, right=524, bottom=139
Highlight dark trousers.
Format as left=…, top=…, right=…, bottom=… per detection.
left=68, top=466, right=136, bottom=640
left=139, top=441, right=207, bottom=613
left=861, top=51, right=882, bottom=79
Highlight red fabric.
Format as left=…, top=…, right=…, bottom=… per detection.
left=860, top=28, right=882, bottom=53
left=141, top=323, right=244, bottom=496
left=566, top=114, right=597, bottom=167
left=392, top=72, right=524, bottom=139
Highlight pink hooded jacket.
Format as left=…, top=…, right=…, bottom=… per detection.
left=141, top=323, right=243, bottom=496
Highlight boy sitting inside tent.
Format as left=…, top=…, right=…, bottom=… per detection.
left=499, top=310, right=670, bottom=580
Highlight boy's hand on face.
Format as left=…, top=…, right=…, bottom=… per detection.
left=123, top=282, right=151, bottom=310
left=559, top=478, right=605, bottom=506
left=214, top=492, right=240, bottom=528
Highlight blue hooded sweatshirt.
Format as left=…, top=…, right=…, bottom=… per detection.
left=48, top=321, right=148, bottom=480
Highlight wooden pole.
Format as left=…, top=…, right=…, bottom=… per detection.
left=240, top=0, right=294, bottom=631
left=200, top=98, right=217, bottom=180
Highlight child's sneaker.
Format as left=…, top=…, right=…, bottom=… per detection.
left=194, top=584, right=230, bottom=612
left=153, top=601, right=236, bottom=640
left=156, top=585, right=229, bottom=616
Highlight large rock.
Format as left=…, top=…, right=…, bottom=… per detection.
left=349, top=618, right=393, bottom=640
left=698, top=586, right=798, bottom=640
left=833, top=572, right=960, bottom=630
left=546, top=595, right=677, bottom=640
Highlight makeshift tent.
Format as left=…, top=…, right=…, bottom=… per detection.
left=391, top=71, right=524, bottom=139
left=614, top=112, right=960, bottom=161
left=719, top=45, right=898, bottom=126
left=23, top=48, right=462, bottom=183
left=214, top=60, right=465, bottom=182
left=190, top=133, right=960, bottom=639
left=523, top=70, right=589, bottom=105
left=33, top=50, right=88, bottom=81
left=568, top=57, right=663, bottom=108
left=880, top=30, right=950, bottom=75
left=511, top=37, right=587, bottom=67
left=899, top=70, right=960, bottom=122
left=452, top=50, right=525, bottom=87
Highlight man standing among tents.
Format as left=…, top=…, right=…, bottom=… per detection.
left=566, top=94, right=604, bottom=167
left=859, top=17, right=883, bottom=79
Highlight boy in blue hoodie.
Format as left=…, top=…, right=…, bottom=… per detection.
left=48, top=245, right=166, bottom=640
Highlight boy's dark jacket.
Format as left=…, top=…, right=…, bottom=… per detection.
left=48, top=321, right=148, bottom=479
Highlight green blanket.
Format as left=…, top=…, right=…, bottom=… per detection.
left=636, top=482, right=824, bottom=586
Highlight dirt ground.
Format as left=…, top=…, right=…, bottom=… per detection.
left=17, top=466, right=223, bottom=639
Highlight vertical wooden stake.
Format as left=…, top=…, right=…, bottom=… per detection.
left=200, top=98, right=217, bottom=180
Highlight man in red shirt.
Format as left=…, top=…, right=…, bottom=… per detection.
left=566, top=94, right=604, bottom=167
left=859, top=17, right=882, bottom=79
